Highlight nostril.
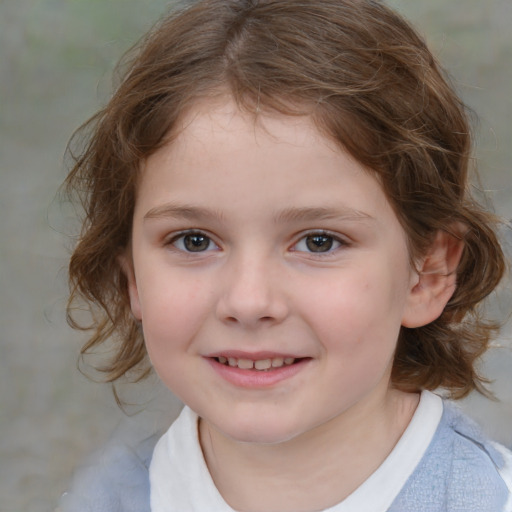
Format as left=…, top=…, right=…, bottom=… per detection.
left=215, top=290, right=289, bottom=327
left=224, top=315, right=275, bottom=324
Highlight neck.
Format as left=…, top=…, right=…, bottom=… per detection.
left=199, top=389, right=419, bottom=512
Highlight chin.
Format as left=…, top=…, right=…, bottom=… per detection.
left=215, top=416, right=303, bottom=445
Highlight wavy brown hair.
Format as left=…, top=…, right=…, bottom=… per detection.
left=66, top=0, right=506, bottom=398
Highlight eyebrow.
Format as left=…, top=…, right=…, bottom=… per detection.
left=144, top=202, right=373, bottom=224
left=144, top=203, right=225, bottom=222
left=274, top=206, right=374, bottom=224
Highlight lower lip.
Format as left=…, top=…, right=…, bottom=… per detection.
left=205, top=357, right=310, bottom=389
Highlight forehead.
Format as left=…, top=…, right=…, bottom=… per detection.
left=136, top=97, right=405, bottom=239
left=168, top=95, right=337, bottom=157
left=140, top=95, right=375, bottom=200
left=140, top=97, right=368, bottom=201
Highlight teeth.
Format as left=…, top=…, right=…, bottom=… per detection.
left=238, top=358, right=254, bottom=369
left=216, top=356, right=296, bottom=370
left=254, top=359, right=272, bottom=370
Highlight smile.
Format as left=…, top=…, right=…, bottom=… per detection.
left=215, top=356, right=297, bottom=371
left=207, top=355, right=310, bottom=388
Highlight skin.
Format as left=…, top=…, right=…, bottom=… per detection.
left=122, top=97, right=462, bottom=511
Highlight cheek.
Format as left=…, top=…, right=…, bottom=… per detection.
left=138, top=273, right=213, bottom=351
left=300, top=269, right=406, bottom=352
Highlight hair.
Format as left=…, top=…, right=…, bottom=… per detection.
left=66, top=0, right=506, bottom=399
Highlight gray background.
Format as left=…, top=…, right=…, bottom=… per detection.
left=1, top=1, right=511, bottom=511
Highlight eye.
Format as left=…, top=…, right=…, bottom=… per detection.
left=169, top=231, right=219, bottom=253
left=292, top=232, right=344, bottom=254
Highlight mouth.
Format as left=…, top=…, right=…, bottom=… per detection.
left=206, top=353, right=311, bottom=388
left=213, top=356, right=303, bottom=371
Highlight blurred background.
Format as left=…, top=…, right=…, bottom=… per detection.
left=0, top=1, right=511, bottom=511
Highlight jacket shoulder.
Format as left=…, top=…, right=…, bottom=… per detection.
left=390, top=402, right=510, bottom=512
left=57, top=431, right=160, bottom=512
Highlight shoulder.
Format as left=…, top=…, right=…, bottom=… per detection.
left=442, top=402, right=509, bottom=470
left=57, top=430, right=160, bottom=512
left=443, top=403, right=512, bottom=508
left=391, top=398, right=512, bottom=512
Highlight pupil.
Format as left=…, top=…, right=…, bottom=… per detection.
left=184, top=234, right=210, bottom=252
left=306, top=235, right=333, bottom=252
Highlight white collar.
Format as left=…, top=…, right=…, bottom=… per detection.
left=150, top=405, right=234, bottom=511
left=150, top=391, right=443, bottom=512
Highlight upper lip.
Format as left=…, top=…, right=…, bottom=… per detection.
left=204, top=350, right=306, bottom=360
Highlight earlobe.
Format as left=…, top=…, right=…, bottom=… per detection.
left=402, top=228, right=465, bottom=328
left=118, top=253, right=142, bottom=321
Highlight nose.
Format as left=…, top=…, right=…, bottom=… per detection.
left=215, top=252, right=289, bottom=329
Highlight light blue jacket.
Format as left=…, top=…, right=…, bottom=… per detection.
left=58, top=402, right=510, bottom=512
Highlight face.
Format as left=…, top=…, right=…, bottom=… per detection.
left=125, top=98, right=421, bottom=445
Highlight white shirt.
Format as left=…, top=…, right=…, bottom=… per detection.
left=150, top=391, right=443, bottom=512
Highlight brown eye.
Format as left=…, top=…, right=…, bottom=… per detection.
left=305, top=234, right=334, bottom=252
left=292, top=232, right=344, bottom=254
left=184, top=234, right=210, bottom=251
left=171, top=232, right=217, bottom=252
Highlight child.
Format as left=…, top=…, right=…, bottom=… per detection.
left=60, top=0, right=512, bottom=510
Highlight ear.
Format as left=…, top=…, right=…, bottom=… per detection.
left=118, top=252, right=142, bottom=321
left=402, top=228, right=465, bottom=328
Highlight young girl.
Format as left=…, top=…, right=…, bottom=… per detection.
left=60, top=0, right=512, bottom=510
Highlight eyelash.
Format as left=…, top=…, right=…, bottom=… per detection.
left=165, top=230, right=348, bottom=256
left=291, top=231, right=348, bottom=256
left=166, top=230, right=220, bottom=253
